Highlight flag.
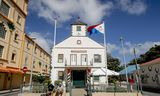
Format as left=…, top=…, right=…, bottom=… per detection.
left=87, top=22, right=105, bottom=35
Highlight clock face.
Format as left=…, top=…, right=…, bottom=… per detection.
left=77, top=40, right=81, bottom=44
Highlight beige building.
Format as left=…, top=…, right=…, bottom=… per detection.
left=0, top=0, right=51, bottom=91
left=140, top=58, right=160, bottom=89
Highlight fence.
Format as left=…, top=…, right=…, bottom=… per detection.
left=91, top=82, right=139, bottom=93
left=20, top=84, right=48, bottom=93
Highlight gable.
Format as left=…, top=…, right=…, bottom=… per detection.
left=55, top=36, right=104, bottom=48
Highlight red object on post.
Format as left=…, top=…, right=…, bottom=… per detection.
left=87, top=68, right=91, bottom=73
left=23, top=66, right=28, bottom=73
left=67, top=68, right=71, bottom=74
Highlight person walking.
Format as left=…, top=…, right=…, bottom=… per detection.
left=128, top=76, right=135, bottom=92
left=55, top=83, right=63, bottom=96
left=48, top=83, right=54, bottom=96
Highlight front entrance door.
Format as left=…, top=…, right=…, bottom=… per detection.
left=72, top=70, right=86, bottom=88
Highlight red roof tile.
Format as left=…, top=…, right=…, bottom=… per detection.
left=140, top=58, right=160, bottom=66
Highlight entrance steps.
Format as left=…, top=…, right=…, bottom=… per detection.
left=72, top=88, right=86, bottom=96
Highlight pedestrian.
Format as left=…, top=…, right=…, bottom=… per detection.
left=55, top=83, right=63, bottom=96
left=48, top=83, right=54, bottom=96
left=128, top=76, right=135, bottom=92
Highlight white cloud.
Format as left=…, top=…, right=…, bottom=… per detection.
left=107, top=43, right=120, bottom=53
left=117, top=0, right=147, bottom=15
left=30, top=0, right=113, bottom=25
left=29, top=0, right=147, bottom=25
left=28, top=32, right=53, bottom=53
left=118, top=41, right=160, bottom=56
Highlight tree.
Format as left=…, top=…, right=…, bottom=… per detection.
left=128, top=45, right=160, bottom=65
left=107, top=53, right=124, bottom=72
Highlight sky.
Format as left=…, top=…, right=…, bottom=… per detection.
left=25, top=0, right=160, bottom=64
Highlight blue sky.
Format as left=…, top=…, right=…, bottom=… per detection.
left=25, top=0, right=160, bottom=64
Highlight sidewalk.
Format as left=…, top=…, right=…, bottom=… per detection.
left=92, top=92, right=142, bottom=96
left=0, top=89, right=20, bottom=94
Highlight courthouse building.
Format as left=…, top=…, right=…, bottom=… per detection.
left=0, top=0, right=51, bottom=91
left=51, top=20, right=106, bottom=87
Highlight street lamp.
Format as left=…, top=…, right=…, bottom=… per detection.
left=120, top=37, right=129, bottom=92
left=133, top=45, right=143, bottom=94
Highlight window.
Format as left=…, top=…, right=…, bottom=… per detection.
left=58, top=71, right=64, bottom=80
left=58, top=54, right=63, bottom=63
left=33, top=60, right=35, bottom=68
left=24, top=56, right=28, bottom=66
left=14, top=33, right=19, bottom=42
left=34, top=47, right=37, bottom=54
left=94, top=76, right=99, bottom=81
left=26, top=41, right=30, bottom=49
left=76, top=26, right=81, bottom=31
left=0, top=1, right=10, bottom=16
left=11, top=53, right=16, bottom=62
left=0, top=45, right=4, bottom=58
left=94, top=54, right=101, bottom=63
left=39, top=61, right=42, bottom=68
left=0, top=23, right=6, bottom=39
left=17, top=15, right=21, bottom=25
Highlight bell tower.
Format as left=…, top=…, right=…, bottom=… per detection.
left=71, top=18, right=87, bottom=36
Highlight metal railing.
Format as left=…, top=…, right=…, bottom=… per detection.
left=20, top=84, right=48, bottom=93
left=91, top=82, right=139, bottom=93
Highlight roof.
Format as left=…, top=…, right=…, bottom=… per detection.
left=92, top=68, right=119, bottom=76
left=119, top=65, right=140, bottom=75
left=71, top=20, right=87, bottom=25
left=140, top=58, right=160, bottom=66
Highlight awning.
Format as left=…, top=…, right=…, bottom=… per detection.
left=0, top=67, right=10, bottom=73
left=8, top=69, right=24, bottom=74
left=119, top=65, right=140, bottom=75
left=0, top=67, right=23, bottom=74
left=92, top=68, right=119, bottom=76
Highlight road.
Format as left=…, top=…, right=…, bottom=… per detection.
left=143, top=91, right=160, bottom=96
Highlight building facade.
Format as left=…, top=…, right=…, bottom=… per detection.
left=140, top=58, right=160, bottom=89
left=51, top=20, right=106, bottom=88
left=0, top=0, right=51, bottom=91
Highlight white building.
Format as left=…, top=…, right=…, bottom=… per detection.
left=51, top=20, right=106, bottom=88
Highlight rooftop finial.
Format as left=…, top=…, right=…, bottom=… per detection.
left=77, top=16, right=80, bottom=21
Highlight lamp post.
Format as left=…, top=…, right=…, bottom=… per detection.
left=133, top=45, right=143, bottom=94
left=120, top=37, right=129, bottom=92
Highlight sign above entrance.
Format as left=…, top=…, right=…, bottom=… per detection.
left=71, top=50, right=87, bottom=53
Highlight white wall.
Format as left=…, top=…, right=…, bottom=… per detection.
left=52, top=48, right=105, bottom=68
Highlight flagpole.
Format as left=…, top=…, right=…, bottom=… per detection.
left=51, top=17, right=57, bottom=84
left=103, top=21, right=108, bottom=87
left=53, top=18, right=57, bottom=47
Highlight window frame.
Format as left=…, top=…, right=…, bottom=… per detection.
left=11, top=52, right=16, bottom=62
left=0, top=45, right=4, bottom=58
left=76, top=26, right=81, bottom=31
left=0, top=23, right=6, bottom=39
left=17, top=15, right=21, bottom=25
left=93, top=76, right=100, bottom=81
left=58, top=71, right=64, bottom=80
left=58, top=54, right=64, bottom=63
left=94, top=54, right=102, bottom=63
left=0, top=1, right=10, bottom=17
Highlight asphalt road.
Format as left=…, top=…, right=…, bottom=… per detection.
left=143, top=91, right=160, bottom=96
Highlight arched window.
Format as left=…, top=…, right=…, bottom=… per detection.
left=0, top=23, right=6, bottom=39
